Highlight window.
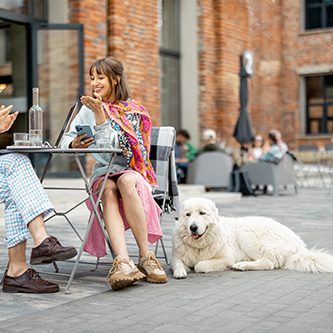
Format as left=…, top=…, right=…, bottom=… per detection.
left=305, top=0, right=333, bottom=30
left=0, top=0, right=47, bottom=19
left=159, top=0, right=181, bottom=128
left=0, top=0, right=83, bottom=176
left=306, top=75, right=333, bottom=134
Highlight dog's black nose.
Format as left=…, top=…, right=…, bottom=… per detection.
left=190, top=224, right=198, bottom=233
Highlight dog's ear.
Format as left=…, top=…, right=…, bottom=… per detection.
left=209, top=201, right=219, bottom=218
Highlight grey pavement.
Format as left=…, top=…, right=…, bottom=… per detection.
left=1, top=179, right=333, bottom=333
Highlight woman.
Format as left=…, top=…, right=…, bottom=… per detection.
left=260, top=129, right=288, bottom=163
left=246, top=135, right=266, bottom=162
left=61, top=57, right=167, bottom=290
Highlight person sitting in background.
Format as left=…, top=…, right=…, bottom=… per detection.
left=246, top=135, right=266, bottom=161
left=175, top=129, right=197, bottom=183
left=260, top=129, right=288, bottom=164
left=0, top=105, right=77, bottom=294
left=197, top=129, right=227, bottom=155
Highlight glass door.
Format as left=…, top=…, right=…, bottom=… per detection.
left=0, top=18, right=28, bottom=147
left=31, top=23, right=84, bottom=176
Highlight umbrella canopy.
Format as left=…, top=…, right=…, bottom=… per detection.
left=233, top=61, right=254, bottom=145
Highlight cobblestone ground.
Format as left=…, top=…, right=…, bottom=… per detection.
left=1, top=181, right=333, bottom=333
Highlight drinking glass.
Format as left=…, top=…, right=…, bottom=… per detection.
left=95, top=131, right=110, bottom=149
left=13, top=133, right=30, bottom=146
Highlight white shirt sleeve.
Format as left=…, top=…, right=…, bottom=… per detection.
left=60, top=105, right=95, bottom=148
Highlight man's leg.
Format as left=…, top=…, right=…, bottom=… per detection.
left=7, top=241, right=27, bottom=277
left=27, top=215, right=48, bottom=247
left=0, top=154, right=77, bottom=265
left=0, top=154, right=75, bottom=292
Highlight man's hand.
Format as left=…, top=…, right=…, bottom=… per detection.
left=0, top=105, right=18, bottom=133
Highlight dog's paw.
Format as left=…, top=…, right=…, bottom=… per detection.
left=232, top=262, right=248, bottom=271
left=173, top=267, right=188, bottom=279
left=194, top=261, right=211, bottom=273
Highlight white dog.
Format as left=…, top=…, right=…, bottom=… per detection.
left=171, top=197, right=333, bottom=279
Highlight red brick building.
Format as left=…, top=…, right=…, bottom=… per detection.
left=1, top=0, right=332, bottom=174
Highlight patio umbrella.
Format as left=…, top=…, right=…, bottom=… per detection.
left=233, top=57, right=254, bottom=145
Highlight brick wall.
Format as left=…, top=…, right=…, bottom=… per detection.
left=249, top=0, right=333, bottom=150
left=67, top=0, right=333, bottom=170
left=248, top=0, right=284, bottom=145
left=69, top=0, right=108, bottom=94
left=198, top=0, right=249, bottom=146
left=107, top=0, right=160, bottom=124
left=70, top=0, right=160, bottom=121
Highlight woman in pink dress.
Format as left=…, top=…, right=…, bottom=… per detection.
left=61, top=57, right=167, bottom=290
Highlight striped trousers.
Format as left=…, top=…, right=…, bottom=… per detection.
left=0, top=153, right=53, bottom=248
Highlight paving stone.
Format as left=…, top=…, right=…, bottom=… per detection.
left=1, top=183, right=333, bottom=332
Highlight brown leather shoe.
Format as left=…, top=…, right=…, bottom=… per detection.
left=30, top=236, right=77, bottom=265
left=2, top=268, right=59, bottom=293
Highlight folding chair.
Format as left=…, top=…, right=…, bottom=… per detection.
left=298, top=144, right=325, bottom=188
left=150, top=126, right=179, bottom=264
left=91, top=126, right=179, bottom=269
left=324, top=143, right=333, bottom=194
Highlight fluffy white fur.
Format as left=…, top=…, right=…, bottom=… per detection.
left=171, top=197, right=333, bottom=279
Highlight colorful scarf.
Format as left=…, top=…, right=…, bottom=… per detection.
left=103, top=99, right=157, bottom=187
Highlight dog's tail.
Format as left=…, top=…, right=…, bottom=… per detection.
left=284, top=248, right=333, bottom=273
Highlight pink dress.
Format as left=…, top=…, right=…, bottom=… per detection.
left=84, top=170, right=162, bottom=257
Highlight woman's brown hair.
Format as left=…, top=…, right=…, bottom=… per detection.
left=89, top=57, right=130, bottom=103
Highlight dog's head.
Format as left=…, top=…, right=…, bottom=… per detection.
left=176, top=197, right=219, bottom=246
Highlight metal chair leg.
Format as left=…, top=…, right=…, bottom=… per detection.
left=155, top=238, right=168, bottom=264
left=1, top=262, right=9, bottom=285
left=52, top=261, right=59, bottom=273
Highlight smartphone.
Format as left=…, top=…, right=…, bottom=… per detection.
left=75, top=124, right=95, bottom=141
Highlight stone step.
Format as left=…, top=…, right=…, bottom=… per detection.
left=178, top=184, right=242, bottom=205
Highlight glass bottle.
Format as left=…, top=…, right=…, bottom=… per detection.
left=29, top=87, right=43, bottom=146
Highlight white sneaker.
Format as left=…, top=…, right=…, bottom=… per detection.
left=138, top=251, right=168, bottom=283
left=108, top=255, right=145, bottom=290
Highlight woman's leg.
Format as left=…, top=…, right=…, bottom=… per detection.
left=100, top=178, right=129, bottom=258
left=116, top=173, right=149, bottom=257
left=100, top=177, right=145, bottom=290
left=115, top=173, right=167, bottom=284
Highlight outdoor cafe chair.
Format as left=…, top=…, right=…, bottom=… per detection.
left=297, top=144, right=326, bottom=188
left=241, top=153, right=298, bottom=196
left=91, top=126, right=179, bottom=271
left=186, top=151, right=233, bottom=189
left=325, top=143, right=333, bottom=194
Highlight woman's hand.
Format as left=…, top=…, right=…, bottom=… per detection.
left=0, top=105, right=18, bottom=133
left=70, top=134, right=95, bottom=148
left=80, top=93, right=106, bottom=125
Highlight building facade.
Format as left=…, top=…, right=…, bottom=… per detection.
left=0, top=0, right=332, bottom=175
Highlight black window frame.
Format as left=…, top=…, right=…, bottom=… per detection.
left=159, top=0, right=181, bottom=129
left=305, top=74, right=333, bottom=135
left=0, top=4, right=84, bottom=177
left=305, top=0, right=333, bottom=30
